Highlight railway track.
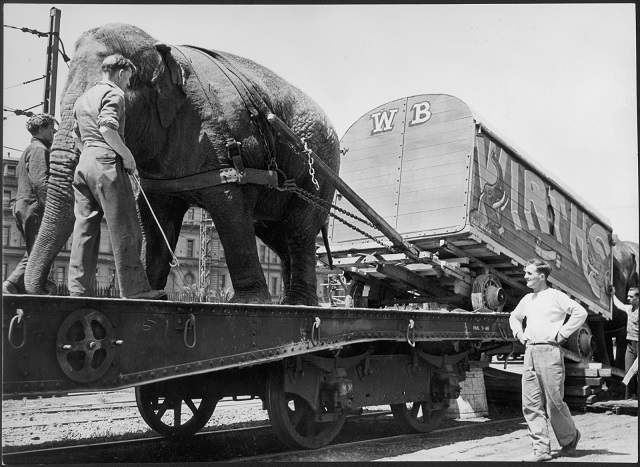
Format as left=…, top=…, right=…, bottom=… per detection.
left=2, top=410, right=525, bottom=463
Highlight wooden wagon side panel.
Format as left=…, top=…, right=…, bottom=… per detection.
left=396, top=95, right=474, bottom=238
left=468, top=133, right=613, bottom=317
left=330, top=94, right=475, bottom=246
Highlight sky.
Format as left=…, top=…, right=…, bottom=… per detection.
left=3, top=3, right=638, bottom=243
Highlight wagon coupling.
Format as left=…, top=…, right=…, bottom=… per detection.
left=8, top=309, right=26, bottom=349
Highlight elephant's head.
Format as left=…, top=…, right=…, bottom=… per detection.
left=610, top=236, right=639, bottom=323
left=24, top=23, right=187, bottom=293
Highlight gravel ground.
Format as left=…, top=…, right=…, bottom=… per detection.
left=3, top=388, right=637, bottom=464
left=2, top=389, right=271, bottom=451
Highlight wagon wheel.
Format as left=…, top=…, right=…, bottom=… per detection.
left=135, top=379, right=219, bottom=438
left=266, top=371, right=346, bottom=449
left=565, top=323, right=595, bottom=359
left=390, top=397, right=448, bottom=433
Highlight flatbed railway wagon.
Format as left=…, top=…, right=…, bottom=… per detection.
left=1, top=93, right=611, bottom=451
left=322, top=93, right=614, bottom=363
left=2, top=94, right=521, bottom=452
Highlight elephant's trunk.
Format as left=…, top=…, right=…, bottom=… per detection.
left=24, top=93, right=81, bottom=294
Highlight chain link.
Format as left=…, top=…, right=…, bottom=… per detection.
left=278, top=185, right=395, bottom=252
left=301, top=138, right=320, bottom=191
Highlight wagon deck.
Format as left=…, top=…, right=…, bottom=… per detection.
left=322, top=94, right=613, bottom=319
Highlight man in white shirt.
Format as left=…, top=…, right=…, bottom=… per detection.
left=509, top=259, right=587, bottom=462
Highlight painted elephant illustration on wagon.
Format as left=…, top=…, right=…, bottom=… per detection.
left=24, top=23, right=340, bottom=305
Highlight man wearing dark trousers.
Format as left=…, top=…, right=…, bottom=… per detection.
left=3, top=113, right=58, bottom=295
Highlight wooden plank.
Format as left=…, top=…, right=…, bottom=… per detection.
left=565, top=367, right=599, bottom=377
left=565, top=377, right=602, bottom=387
left=377, top=264, right=453, bottom=298
left=565, top=385, right=593, bottom=396
left=441, top=240, right=526, bottom=291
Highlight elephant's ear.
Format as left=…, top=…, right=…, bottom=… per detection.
left=152, top=42, right=186, bottom=128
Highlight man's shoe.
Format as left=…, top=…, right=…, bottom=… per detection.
left=125, top=289, right=167, bottom=300
left=522, top=452, right=553, bottom=462
left=2, top=281, right=19, bottom=294
left=560, top=429, right=580, bottom=457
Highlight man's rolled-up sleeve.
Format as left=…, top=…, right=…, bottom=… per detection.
left=98, top=89, right=124, bottom=130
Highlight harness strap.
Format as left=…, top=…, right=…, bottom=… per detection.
left=183, top=45, right=272, bottom=119
left=138, top=168, right=278, bottom=194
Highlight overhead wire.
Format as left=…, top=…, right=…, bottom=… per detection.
left=4, top=75, right=46, bottom=90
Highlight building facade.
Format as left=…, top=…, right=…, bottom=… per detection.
left=3, top=155, right=331, bottom=303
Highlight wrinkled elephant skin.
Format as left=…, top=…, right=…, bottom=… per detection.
left=24, top=23, right=340, bottom=305
left=602, top=238, right=639, bottom=368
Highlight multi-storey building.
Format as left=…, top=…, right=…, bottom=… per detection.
left=3, top=155, right=331, bottom=303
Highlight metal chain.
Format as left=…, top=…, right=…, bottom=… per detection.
left=301, top=138, right=320, bottom=191
left=280, top=185, right=394, bottom=251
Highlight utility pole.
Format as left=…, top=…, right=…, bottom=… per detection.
left=43, top=7, right=61, bottom=115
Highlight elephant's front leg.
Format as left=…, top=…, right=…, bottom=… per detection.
left=138, top=192, right=188, bottom=289
left=203, top=185, right=271, bottom=304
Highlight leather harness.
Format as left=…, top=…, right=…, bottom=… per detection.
left=138, top=45, right=280, bottom=194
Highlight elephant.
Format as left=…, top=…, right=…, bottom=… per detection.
left=604, top=238, right=639, bottom=368
left=24, top=23, right=340, bottom=305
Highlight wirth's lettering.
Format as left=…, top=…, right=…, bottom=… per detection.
left=370, top=109, right=399, bottom=135
left=409, top=101, right=432, bottom=126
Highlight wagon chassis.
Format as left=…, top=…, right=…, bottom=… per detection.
left=3, top=294, right=512, bottom=448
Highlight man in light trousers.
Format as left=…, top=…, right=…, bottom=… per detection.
left=509, top=258, right=587, bottom=462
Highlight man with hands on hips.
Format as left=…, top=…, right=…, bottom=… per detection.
left=509, top=258, right=587, bottom=462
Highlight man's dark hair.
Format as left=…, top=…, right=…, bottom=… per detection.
left=26, top=113, right=58, bottom=136
left=526, top=258, right=552, bottom=280
left=101, top=54, right=137, bottom=76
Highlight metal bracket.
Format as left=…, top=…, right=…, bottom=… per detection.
left=226, top=139, right=246, bottom=183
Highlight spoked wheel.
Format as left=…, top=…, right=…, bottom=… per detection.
left=135, top=379, right=219, bottom=438
left=390, top=398, right=449, bottom=434
left=266, top=371, right=347, bottom=449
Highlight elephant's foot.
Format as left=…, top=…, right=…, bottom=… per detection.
left=281, top=292, right=319, bottom=307
left=230, top=289, right=273, bottom=304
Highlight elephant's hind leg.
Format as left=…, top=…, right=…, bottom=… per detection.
left=282, top=229, right=319, bottom=306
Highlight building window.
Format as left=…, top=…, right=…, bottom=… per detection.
left=187, top=208, right=195, bottom=221
left=186, top=239, right=194, bottom=257
left=220, top=274, right=226, bottom=289
left=4, top=165, right=16, bottom=177
left=3, top=190, right=12, bottom=208
left=3, top=225, right=10, bottom=246
left=3, top=263, right=8, bottom=281
left=271, top=276, right=278, bottom=296
left=56, top=266, right=66, bottom=285
left=259, top=245, right=266, bottom=262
